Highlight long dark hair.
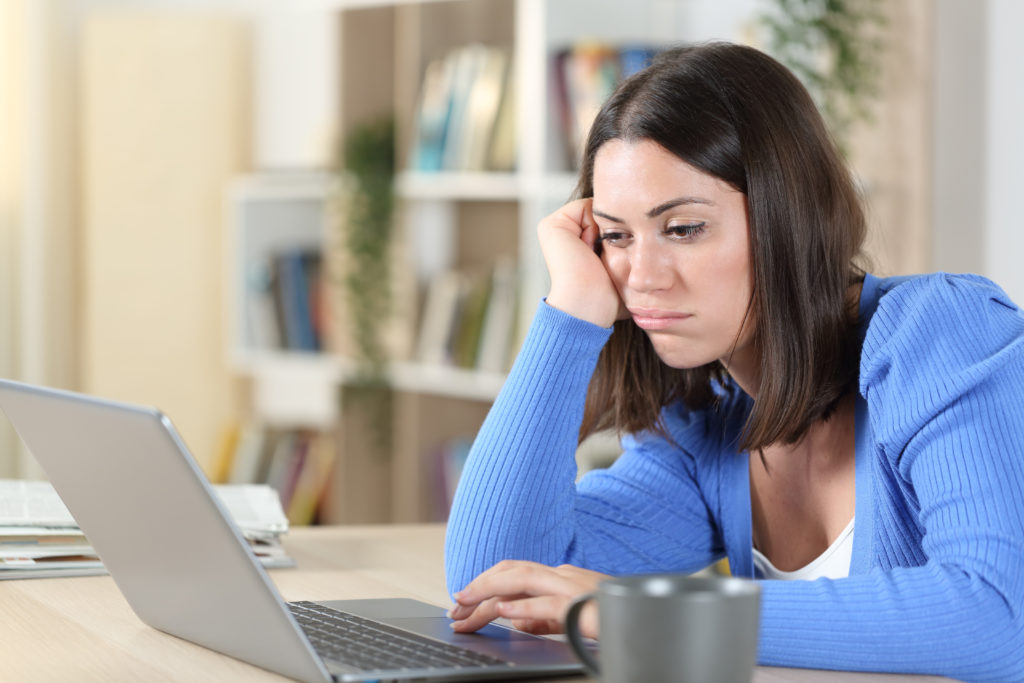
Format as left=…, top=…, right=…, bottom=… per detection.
left=577, top=42, right=866, bottom=452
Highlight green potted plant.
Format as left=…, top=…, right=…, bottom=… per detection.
left=336, top=116, right=396, bottom=457
left=761, top=0, right=886, bottom=152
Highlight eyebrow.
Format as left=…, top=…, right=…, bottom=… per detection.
left=592, top=196, right=716, bottom=223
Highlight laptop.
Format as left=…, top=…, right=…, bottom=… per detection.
left=0, top=379, right=585, bottom=682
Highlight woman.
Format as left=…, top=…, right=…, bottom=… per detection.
left=444, top=42, right=1024, bottom=680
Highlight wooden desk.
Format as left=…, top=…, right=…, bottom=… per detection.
left=0, top=525, right=950, bottom=682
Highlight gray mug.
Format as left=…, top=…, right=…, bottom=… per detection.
left=564, top=574, right=761, bottom=683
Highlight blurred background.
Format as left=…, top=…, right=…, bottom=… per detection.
left=1, top=0, right=1021, bottom=526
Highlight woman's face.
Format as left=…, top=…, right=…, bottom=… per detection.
left=593, top=138, right=756, bottom=376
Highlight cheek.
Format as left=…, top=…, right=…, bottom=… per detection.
left=720, top=260, right=754, bottom=331
left=712, top=241, right=752, bottom=299
left=601, top=251, right=630, bottom=288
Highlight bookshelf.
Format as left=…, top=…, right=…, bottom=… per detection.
left=227, top=0, right=759, bottom=524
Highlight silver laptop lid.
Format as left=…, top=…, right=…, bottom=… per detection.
left=0, top=379, right=331, bottom=683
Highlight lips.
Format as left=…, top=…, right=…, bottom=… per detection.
left=629, top=307, right=692, bottom=331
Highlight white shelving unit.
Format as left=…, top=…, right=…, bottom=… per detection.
left=395, top=171, right=523, bottom=201
left=227, top=170, right=514, bottom=427
left=228, top=0, right=760, bottom=521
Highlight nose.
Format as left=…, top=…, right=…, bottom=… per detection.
left=625, top=236, right=673, bottom=293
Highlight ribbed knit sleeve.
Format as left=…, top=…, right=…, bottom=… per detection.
left=444, top=302, right=723, bottom=595
left=758, top=274, right=1024, bottom=681
left=444, top=301, right=611, bottom=594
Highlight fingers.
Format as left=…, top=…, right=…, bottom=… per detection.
left=449, top=596, right=505, bottom=633
left=538, top=200, right=623, bottom=328
left=563, top=198, right=599, bottom=250
left=541, top=198, right=595, bottom=239
left=448, top=561, right=606, bottom=637
left=493, top=594, right=573, bottom=628
left=509, top=618, right=562, bottom=635
left=580, top=205, right=598, bottom=251
left=451, top=595, right=571, bottom=634
left=454, top=561, right=585, bottom=609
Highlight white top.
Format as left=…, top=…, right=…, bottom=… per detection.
left=752, top=518, right=855, bottom=580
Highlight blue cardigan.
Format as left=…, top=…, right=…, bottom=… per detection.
left=445, top=273, right=1024, bottom=681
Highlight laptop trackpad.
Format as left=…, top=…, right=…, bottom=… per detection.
left=317, top=598, right=581, bottom=665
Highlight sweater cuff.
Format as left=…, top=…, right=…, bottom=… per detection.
left=529, top=298, right=614, bottom=357
left=500, top=299, right=614, bottom=400
left=539, top=296, right=613, bottom=329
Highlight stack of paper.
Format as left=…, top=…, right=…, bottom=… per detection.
left=210, top=483, right=295, bottom=569
left=0, top=480, right=294, bottom=580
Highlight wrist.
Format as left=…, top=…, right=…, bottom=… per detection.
left=545, top=292, right=616, bottom=328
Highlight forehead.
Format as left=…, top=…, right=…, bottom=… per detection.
left=592, top=139, right=739, bottom=207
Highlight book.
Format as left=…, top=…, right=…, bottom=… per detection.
left=440, top=44, right=488, bottom=171
left=264, top=430, right=301, bottom=508
left=254, top=428, right=288, bottom=484
left=458, top=46, right=509, bottom=171
left=409, top=43, right=514, bottom=173
left=415, top=269, right=467, bottom=365
left=563, top=43, right=620, bottom=169
left=475, top=257, right=518, bottom=373
left=227, top=424, right=268, bottom=485
left=619, top=45, right=657, bottom=78
left=486, top=58, right=517, bottom=172
left=551, top=43, right=661, bottom=169
left=274, top=249, right=323, bottom=352
left=0, top=480, right=294, bottom=579
left=209, top=420, right=242, bottom=484
left=286, top=432, right=336, bottom=526
left=551, top=48, right=578, bottom=170
left=409, top=51, right=457, bottom=172
left=414, top=262, right=521, bottom=371
left=245, top=256, right=282, bottom=350
left=452, top=269, right=493, bottom=368
left=225, top=427, right=336, bottom=525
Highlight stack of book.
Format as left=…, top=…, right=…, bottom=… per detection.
left=245, top=249, right=325, bottom=353
left=552, top=42, right=660, bottom=169
left=0, top=479, right=294, bottom=580
left=409, top=43, right=516, bottom=173
left=211, top=427, right=336, bottom=527
left=415, top=257, right=519, bottom=373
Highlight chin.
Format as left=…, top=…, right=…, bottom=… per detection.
left=659, top=358, right=712, bottom=370
left=649, top=344, right=717, bottom=370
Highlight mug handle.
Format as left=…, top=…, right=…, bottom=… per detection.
left=564, top=592, right=600, bottom=677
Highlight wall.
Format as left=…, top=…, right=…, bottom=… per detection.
left=847, top=1, right=932, bottom=277
left=983, top=0, right=1024, bottom=305
left=933, top=0, right=1024, bottom=305
left=0, top=0, right=22, bottom=477
left=79, top=10, right=249, bottom=472
left=0, top=0, right=80, bottom=477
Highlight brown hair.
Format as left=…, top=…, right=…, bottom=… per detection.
left=577, top=42, right=866, bottom=452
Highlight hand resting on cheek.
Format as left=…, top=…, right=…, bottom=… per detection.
left=448, top=560, right=608, bottom=639
left=539, top=198, right=627, bottom=328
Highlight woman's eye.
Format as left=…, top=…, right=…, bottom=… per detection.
left=597, top=231, right=629, bottom=246
left=666, top=222, right=706, bottom=239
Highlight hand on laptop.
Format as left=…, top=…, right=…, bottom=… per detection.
left=448, top=560, right=605, bottom=638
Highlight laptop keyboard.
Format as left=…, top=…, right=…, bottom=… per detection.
left=288, top=601, right=516, bottom=673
